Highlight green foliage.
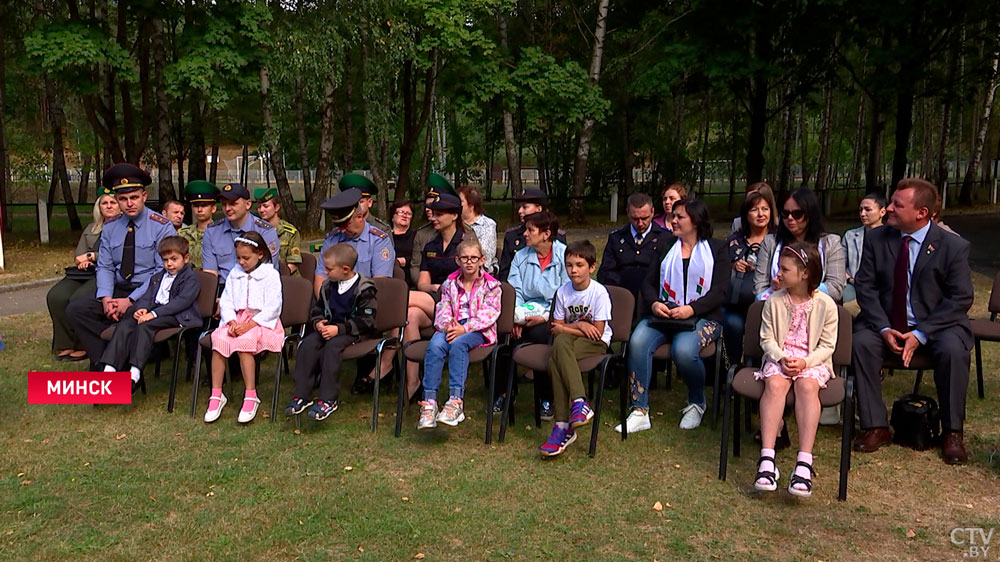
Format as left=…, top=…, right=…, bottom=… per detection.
left=24, top=20, right=135, bottom=90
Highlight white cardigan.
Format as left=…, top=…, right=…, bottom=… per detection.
left=219, top=263, right=283, bottom=329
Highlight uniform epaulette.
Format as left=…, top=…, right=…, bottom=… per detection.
left=281, top=222, right=299, bottom=234
left=208, top=218, right=226, bottom=228
left=368, top=226, right=389, bottom=239
left=504, top=224, right=522, bottom=234
left=105, top=213, right=124, bottom=224
left=254, top=217, right=274, bottom=230
left=150, top=212, right=169, bottom=225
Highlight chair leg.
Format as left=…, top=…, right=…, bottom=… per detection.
left=733, top=397, right=742, bottom=459
left=168, top=333, right=186, bottom=413
left=190, top=344, right=204, bottom=418
left=589, top=360, right=609, bottom=457
left=711, top=344, right=722, bottom=430
left=394, top=347, right=406, bottom=437
left=499, top=355, right=517, bottom=443
left=619, top=359, right=629, bottom=441
left=485, top=347, right=499, bottom=445
left=719, top=365, right=736, bottom=481
left=839, top=376, right=855, bottom=501
left=373, top=349, right=383, bottom=434
left=396, top=351, right=417, bottom=438
left=665, top=358, right=673, bottom=390
left=913, top=370, right=923, bottom=394
left=271, top=348, right=282, bottom=423
left=975, top=339, right=985, bottom=399
left=533, top=373, right=542, bottom=428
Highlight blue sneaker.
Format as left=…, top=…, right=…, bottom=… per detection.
left=569, top=400, right=594, bottom=429
left=307, top=400, right=338, bottom=421
left=539, top=426, right=577, bottom=457
left=285, top=397, right=313, bottom=416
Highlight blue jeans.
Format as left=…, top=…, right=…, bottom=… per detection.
left=722, top=308, right=747, bottom=366
left=422, top=329, right=488, bottom=401
left=626, top=317, right=720, bottom=409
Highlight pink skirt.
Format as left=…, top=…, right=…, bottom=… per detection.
left=211, top=309, right=285, bottom=357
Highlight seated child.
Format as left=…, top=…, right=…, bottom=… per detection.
left=417, top=240, right=501, bottom=429
left=539, top=240, right=613, bottom=457
left=754, top=242, right=839, bottom=497
left=286, top=243, right=378, bottom=421
left=100, top=236, right=202, bottom=393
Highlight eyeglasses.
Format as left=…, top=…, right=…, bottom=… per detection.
left=394, top=210, right=413, bottom=217
left=780, top=209, right=806, bottom=221
left=456, top=256, right=483, bottom=264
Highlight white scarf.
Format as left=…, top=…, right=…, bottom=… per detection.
left=659, top=239, right=714, bottom=306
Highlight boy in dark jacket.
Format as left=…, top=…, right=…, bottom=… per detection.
left=286, top=243, right=378, bottom=420
left=100, top=236, right=203, bottom=393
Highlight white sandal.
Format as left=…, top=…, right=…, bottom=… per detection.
left=237, top=396, right=261, bottom=424
left=204, top=393, right=228, bottom=423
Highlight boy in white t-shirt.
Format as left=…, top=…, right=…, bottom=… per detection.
left=539, top=240, right=614, bottom=457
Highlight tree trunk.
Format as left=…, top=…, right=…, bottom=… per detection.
left=342, top=53, right=353, bottom=172
left=798, top=103, right=809, bottom=186
left=890, top=73, right=916, bottom=190
left=815, top=85, right=833, bottom=193
left=622, top=104, right=635, bottom=197
left=778, top=94, right=793, bottom=198
left=150, top=17, right=175, bottom=201
left=499, top=16, right=522, bottom=196
left=846, top=93, right=866, bottom=201
left=241, top=144, right=249, bottom=185
left=294, top=77, right=312, bottom=202
left=209, top=141, right=219, bottom=184
left=419, top=92, right=435, bottom=192
left=698, top=93, right=711, bottom=196
left=745, top=75, right=768, bottom=184
left=865, top=96, right=886, bottom=190
left=396, top=52, right=438, bottom=201
left=0, top=0, right=9, bottom=232
left=360, top=38, right=389, bottom=212
left=259, top=65, right=300, bottom=223
left=188, top=94, right=206, bottom=181
left=306, top=69, right=338, bottom=230
left=77, top=153, right=92, bottom=203
left=569, top=0, right=610, bottom=223
left=44, top=78, right=82, bottom=230
left=960, top=43, right=999, bottom=205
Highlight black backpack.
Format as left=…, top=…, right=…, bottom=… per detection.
left=890, top=394, right=941, bottom=450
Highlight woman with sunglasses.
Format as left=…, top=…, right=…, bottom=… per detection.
left=753, top=188, right=845, bottom=302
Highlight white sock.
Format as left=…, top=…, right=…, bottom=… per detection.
left=129, top=366, right=141, bottom=383
left=572, top=398, right=585, bottom=404
left=757, top=448, right=776, bottom=484
left=793, top=452, right=813, bottom=488
left=555, top=421, right=570, bottom=430
left=103, top=365, right=116, bottom=373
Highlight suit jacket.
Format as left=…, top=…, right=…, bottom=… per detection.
left=639, top=237, right=731, bottom=323
left=597, top=223, right=671, bottom=298
left=855, top=222, right=973, bottom=346
left=842, top=225, right=866, bottom=280
left=132, top=264, right=203, bottom=327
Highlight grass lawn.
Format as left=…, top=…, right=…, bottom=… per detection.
left=1, top=265, right=999, bottom=560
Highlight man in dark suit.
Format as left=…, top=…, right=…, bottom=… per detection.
left=99, top=236, right=203, bottom=393
left=597, top=192, right=670, bottom=298
left=852, top=178, right=974, bottom=464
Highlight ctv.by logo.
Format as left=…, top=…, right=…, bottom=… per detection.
left=951, top=528, right=995, bottom=558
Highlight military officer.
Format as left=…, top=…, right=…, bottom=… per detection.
left=409, top=173, right=456, bottom=283
left=201, top=182, right=281, bottom=280
left=67, top=163, right=177, bottom=373
left=178, top=180, right=219, bottom=269
left=254, top=188, right=302, bottom=273
left=596, top=192, right=670, bottom=298
left=315, top=189, right=395, bottom=296
left=498, top=188, right=567, bottom=281
left=338, top=173, right=391, bottom=232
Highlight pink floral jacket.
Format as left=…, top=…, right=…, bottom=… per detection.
left=434, top=269, right=502, bottom=346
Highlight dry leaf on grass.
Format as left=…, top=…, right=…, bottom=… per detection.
left=16, top=472, right=24, bottom=477
left=906, top=529, right=916, bottom=539
left=358, top=546, right=364, bottom=552
left=673, top=464, right=680, bottom=469
left=414, top=554, right=425, bottom=560
left=652, top=501, right=663, bottom=511
left=20, top=480, right=31, bottom=485
left=294, top=429, right=301, bottom=435
left=115, top=434, right=126, bottom=440
left=402, top=496, right=409, bottom=502
left=344, top=466, right=353, bottom=472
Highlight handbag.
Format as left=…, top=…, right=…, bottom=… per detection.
left=648, top=302, right=696, bottom=333
left=63, top=265, right=96, bottom=280
left=889, top=394, right=941, bottom=450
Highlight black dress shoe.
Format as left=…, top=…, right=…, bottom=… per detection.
left=942, top=431, right=968, bottom=465
left=351, top=376, right=374, bottom=395
left=131, top=379, right=141, bottom=395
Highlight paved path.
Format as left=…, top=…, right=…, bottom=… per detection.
left=1, top=213, right=996, bottom=318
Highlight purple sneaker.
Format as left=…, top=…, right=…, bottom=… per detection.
left=569, top=400, right=594, bottom=429
left=539, top=426, right=577, bottom=457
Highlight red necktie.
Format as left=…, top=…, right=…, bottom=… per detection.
left=891, top=235, right=912, bottom=332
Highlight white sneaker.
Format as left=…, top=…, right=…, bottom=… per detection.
left=237, top=396, right=261, bottom=424
left=819, top=405, right=841, bottom=426
left=678, top=403, right=705, bottom=430
left=204, top=393, right=228, bottom=423
left=417, top=401, right=438, bottom=430
left=614, top=409, right=652, bottom=433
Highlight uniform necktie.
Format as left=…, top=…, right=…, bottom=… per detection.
left=635, top=232, right=643, bottom=245
left=121, top=220, right=136, bottom=280
left=891, top=235, right=912, bottom=332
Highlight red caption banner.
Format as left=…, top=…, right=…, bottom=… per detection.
left=28, top=372, right=132, bottom=404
